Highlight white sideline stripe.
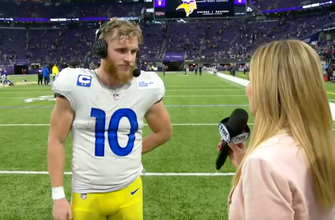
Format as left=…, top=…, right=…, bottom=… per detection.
left=0, top=123, right=255, bottom=127
left=167, top=89, right=243, bottom=91
left=0, top=95, right=247, bottom=100
left=0, top=97, right=32, bottom=100
left=1, top=123, right=335, bottom=127
left=1, top=85, right=240, bottom=91
left=166, top=85, right=239, bottom=88
left=0, top=170, right=235, bottom=176
left=0, top=89, right=245, bottom=94
left=165, top=95, right=246, bottom=97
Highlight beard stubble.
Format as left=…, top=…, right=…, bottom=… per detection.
left=105, top=58, right=135, bottom=84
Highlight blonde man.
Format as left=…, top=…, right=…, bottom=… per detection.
left=48, top=18, right=172, bottom=220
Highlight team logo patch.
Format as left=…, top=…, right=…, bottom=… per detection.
left=81, top=193, right=87, bottom=200
left=131, top=188, right=140, bottom=195
left=113, top=94, right=119, bottom=101
left=176, top=0, right=197, bottom=17
left=137, top=80, right=155, bottom=89
left=230, top=132, right=250, bottom=144
left=218, top=123, right=230, bottom=143
left=77, top=75, right=92, bottom=87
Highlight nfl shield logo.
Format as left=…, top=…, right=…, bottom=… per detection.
left=113, top=94, right=119, bottom=101
left=81, top=193, right=87, bottom=200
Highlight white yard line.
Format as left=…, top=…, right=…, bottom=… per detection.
left=165, top=95, right=246, bottom=97
left=0, top=97, right=32, bottom=100
left=0, top=123, right=254, bottom=127
left=0, top=95, right=246, bottom=100
left=1, top=85, right=238, bottom=90
left=0, top=89, right=243, bottom=94
left=1, top=123, right=335, bottom=127
left=0, top=170, right=235, bottom=176
left=166, top=89, right=244, bottom=92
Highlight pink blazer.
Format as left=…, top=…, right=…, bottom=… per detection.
left=228, top=132, right=335, bottom=220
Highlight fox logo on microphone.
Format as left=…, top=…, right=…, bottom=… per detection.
left=218, top=123, right=230, bottom=142
left=230, top=132, right=250, bottom=144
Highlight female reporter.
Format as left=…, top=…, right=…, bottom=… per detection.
left=225, top=40, right=335, bottom=220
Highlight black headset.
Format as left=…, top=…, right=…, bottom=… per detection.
left=91, top=23, right=141, bottom=77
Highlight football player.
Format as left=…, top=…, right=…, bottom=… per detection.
left=47, top=18, right=172, bottom=220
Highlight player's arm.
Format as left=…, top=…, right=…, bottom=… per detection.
left=142, top=100, right=172, bottom=154
left=47, top=96, right=74, bottom=199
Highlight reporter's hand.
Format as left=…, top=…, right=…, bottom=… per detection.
left=53, top=198, right=72, bottom=220
left=218, top=140, right=246, bottom=168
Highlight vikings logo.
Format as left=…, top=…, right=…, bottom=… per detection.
left=176, top=0, right=197, bottom=17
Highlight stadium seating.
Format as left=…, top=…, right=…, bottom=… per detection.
left=0, top=1, right=334, bottom=64
left=0, top=2, right=142, bottom=18
left=0, top=1, right=326, bottom=17
left=250, top=0, right=324, bottom=11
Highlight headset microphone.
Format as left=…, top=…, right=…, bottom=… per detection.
left=216, top=108, right=250, bottom=170
left=132, top=69, right=141, bottom=77
left=133, top=48, right=142, bottom=77
left=92, top=23, right=142, bottom=78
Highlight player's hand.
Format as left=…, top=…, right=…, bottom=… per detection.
left=53, top=198, right=72, bottom=220
left=218, top=140, right=246, bottom=168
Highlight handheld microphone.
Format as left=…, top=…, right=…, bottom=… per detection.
left=216, top=108, right=250, bottom=170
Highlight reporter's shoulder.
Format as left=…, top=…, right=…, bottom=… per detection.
left=243, top=133, right=298, bottom=172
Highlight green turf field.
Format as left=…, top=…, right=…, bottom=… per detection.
left=0, top=71, right=335, bottom=220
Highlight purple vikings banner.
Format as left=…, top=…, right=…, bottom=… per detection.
left=154, top=0, right=166, bottom=8
left=234, top=0, right=246, bottom=5
left=301, top=32, right=320, bottom=45
left=163, top=52, right=186, bottom=62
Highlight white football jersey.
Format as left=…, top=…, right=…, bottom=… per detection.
left=52, top=68, right=165, bottom=193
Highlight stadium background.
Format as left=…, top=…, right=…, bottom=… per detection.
left=1, top=0, right=335, bottom=219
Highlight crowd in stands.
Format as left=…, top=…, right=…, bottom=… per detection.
left=251, top=0, right=322, bottom=11
left=0, top=0, right=334, bottom=65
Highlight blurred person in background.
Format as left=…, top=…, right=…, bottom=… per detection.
left=219, top=39, right=335, bottom=220
left=42, top=64, right=50, bottom=85
left=52, top=64, right=59, bottom=81
left=38, top=65, right=43, bottom=85
left=1, top=66, right=7, bottom=85
left=327, top=64, right=333, bottom=80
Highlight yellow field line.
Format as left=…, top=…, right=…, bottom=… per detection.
left=328, top=92, right=335, bottom=95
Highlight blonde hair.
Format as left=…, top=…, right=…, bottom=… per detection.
left=232, top=39, right=335, bottom=209
left=99, top=17, right=143, bottom=44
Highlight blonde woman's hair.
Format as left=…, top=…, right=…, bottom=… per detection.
left=232, top=39, right=335, bottom=209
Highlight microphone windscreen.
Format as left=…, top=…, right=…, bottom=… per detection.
left=227, top=109, right=249, bottom=137
left=133, top=69, right=141, bottom=77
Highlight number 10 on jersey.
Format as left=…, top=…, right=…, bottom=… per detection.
left=90, top=108, right=138, bottom=157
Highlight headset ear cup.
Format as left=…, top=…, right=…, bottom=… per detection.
left=92, top=39, right=108, bottom=59
left=136, top=50, right=141, bottom=67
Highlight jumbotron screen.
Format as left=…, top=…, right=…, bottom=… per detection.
left=154, top=0, right=246, bottom=19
